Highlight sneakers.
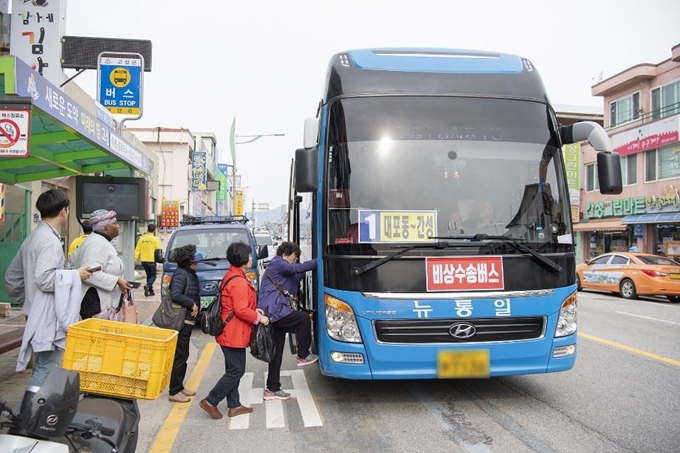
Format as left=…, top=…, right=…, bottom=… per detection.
left=199, top=398, right=223, bottom=419
left=297, top=353, right=319, bottom=367
left=181, top=388, right=196, bottom=396
left=168, top=392, right=191, bottom=403
left=264, top=389, right=291, bottom=400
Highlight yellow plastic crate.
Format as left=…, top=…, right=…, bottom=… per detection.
left=62, top=318, right=178, bottom=400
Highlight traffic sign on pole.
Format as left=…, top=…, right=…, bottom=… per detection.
left=97, top=52, right=144, bottom=119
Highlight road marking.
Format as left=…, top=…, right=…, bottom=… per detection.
left=615, top=311, right=680, bottom=326
left=230, top=372, right=254, bottom=429
left=148, top=341, right=217, bottom=453
left=288, top=369, right=324, bottom=427
left=578, top=332, right=680, bottom=367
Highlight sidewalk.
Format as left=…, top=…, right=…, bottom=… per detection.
left=0, top=277, right=161, bottom=409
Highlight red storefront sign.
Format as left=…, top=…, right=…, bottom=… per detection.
left=426, top=256, right=504, bottom=291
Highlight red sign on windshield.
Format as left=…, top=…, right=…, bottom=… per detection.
left=426, top=256, right=504, bottom=291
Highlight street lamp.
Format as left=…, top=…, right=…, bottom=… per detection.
left=228, top=117, right=285, bottom=215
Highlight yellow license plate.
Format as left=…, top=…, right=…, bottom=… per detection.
left=669, top=274, right=680, bottom=280
left=437, top=350, right=490, bottom=378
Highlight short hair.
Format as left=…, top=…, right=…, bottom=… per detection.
left=276, top=241, right=301, bottom=257
left=174, top=244, right=196, bottom=266
left=148, top=223, right=156, bottom=233
left=227, top=241, right=251, bottom=267
left=36, top=189, right=69, bottom=219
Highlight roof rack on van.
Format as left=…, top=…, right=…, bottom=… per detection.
left=180, top=215, right=250, bottom=225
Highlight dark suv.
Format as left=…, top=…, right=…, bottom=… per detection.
left=161, top=216, right=267, bottom=310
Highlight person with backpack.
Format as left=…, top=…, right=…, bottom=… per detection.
left=167, top=244, right=201, bottom=403
left=199, top=241, right=270, bottom=419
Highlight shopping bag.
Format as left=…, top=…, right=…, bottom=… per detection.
left=250, top=323, right=276, bottom=363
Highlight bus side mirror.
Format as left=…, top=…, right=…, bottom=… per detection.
left=559, top=121, right=622, bottom=195
left=295, top=147, right=318, bottom=192
left=597, top=151, right=622, bottom=195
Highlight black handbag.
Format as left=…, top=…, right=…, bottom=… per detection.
left=250, top=321, right=276, bottom=362
left=154, top=248, right=164, bottom=263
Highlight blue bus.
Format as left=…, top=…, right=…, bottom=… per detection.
left=291, top=48, right=621, bottom=379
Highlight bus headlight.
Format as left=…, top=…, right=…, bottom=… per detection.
left=555, top=292, right=577, bottom=337
left=325, top=295, right=362, bottom=343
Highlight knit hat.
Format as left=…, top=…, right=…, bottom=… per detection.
left=88, top=209, right=117, bottom=232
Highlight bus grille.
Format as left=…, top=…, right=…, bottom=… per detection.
left=374, top=317, right=545, bottom=344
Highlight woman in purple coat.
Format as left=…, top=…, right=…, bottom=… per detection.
left=257, top=242, right=317, bottom=400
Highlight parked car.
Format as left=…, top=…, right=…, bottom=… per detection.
left=255, top=232, right=276, bottom=268
left=575, top=252, right=680, bottom=302
left=162, top=216, right=267, bottom=311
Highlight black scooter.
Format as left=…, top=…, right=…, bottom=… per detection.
left=0, top=366, right=140, bottom=453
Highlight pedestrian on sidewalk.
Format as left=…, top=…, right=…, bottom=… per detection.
left=4, top=189, right=92, bottom=388
left=67, top=218, right=92, bottom=257
left=70, top=209, right=134, bottom=319
left=167, top=244, right=201, bottom=403
left=199, top=241, right=270, bottom=420
left=134, top=223, right=163, bottom=297
left=257, top=241, right=318, bottom=401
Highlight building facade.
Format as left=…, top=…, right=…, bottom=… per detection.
left=577, top=43, right=680, bottom=262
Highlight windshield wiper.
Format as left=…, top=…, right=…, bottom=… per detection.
left=351, top=242, right=456, bottom=277
left=195, top=258, right=219, bottom=266
left=431, top=234, right=562, bottom=274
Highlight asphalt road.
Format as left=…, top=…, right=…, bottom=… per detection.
left=136, top=289, right=680, bottom=453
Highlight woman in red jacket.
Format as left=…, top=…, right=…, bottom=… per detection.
left=199, top=241, right=270, bottom=419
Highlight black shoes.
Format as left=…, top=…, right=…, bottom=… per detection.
left=143, top=286, right=150, bottom=297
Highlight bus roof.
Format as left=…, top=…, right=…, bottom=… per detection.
left=324, top=48, right=550, bottom=104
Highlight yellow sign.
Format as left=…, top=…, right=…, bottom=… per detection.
left=110, top=68, right=131, bottom=87
left=106, top=107, right=140, bottom=115
left=361, top=210, right=436, bottom=242
left=235, top=190, right=244, bottom=216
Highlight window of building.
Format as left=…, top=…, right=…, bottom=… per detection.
left=621, top=154, right=637, bottom=186
left=645, top=145, right=680, bottom=182
left=651, top=79, right=680, bottom=120
left=586, top=163, right=599, bottom=192
left=609, top=92, right=640, bottom=128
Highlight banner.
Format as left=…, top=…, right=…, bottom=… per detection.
left=235, top=189, right=244, bottom=216
left=563, top=143, right=581, bottom=208
left=191, top=152, right=207, bottom=191
left=216, top=163, right=229, bottom=201
left=160, top=199, right=180, bottom=229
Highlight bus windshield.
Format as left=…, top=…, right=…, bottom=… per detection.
left=325, top=96, right=571, bottom=254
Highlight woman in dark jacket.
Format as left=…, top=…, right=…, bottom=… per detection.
left=168, top=244, right=202, bottom=403
left=257, top=241, right=317, bottom=401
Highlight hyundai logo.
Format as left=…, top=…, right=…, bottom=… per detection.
left=449, top=322, right=477, bottom=339
left=203, top=283, right=217, bottom=292
left=46, top=414, right=59, bottom=426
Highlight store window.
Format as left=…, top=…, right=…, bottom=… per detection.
left=589, top=229, right=631, bottom=258
left=655, top=224, right=680, bottom=256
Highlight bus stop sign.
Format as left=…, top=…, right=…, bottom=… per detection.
left=97, top=53, right=143, bottom=118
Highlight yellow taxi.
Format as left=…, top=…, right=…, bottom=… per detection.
left=576, top=252, right=680, bottom=302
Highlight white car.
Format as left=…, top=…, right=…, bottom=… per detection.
left=255, top=233, right=277, bottom=267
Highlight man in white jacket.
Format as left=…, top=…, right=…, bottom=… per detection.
left=4, top=189, right=92, bottom=389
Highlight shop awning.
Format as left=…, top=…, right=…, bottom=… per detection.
left=622, top=212, right=680, bottom=224
left=572, top=220, right=627, bottom=232
left=0, top=56, right=151, bottom=184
